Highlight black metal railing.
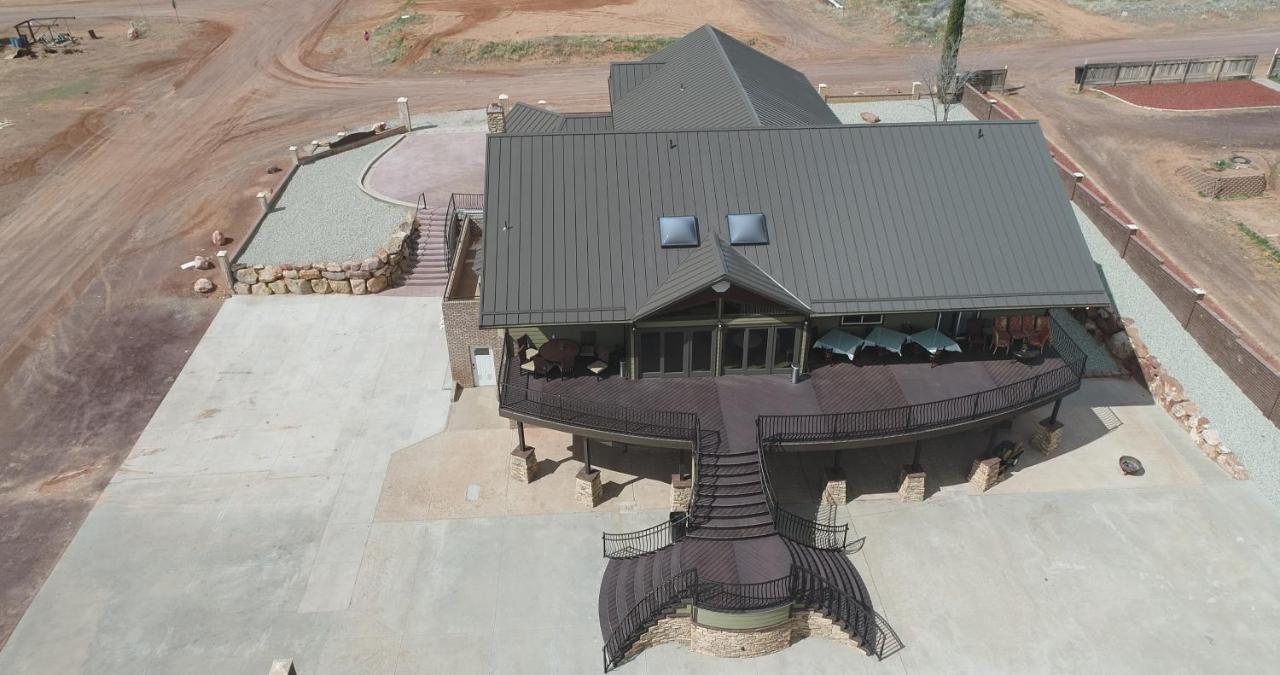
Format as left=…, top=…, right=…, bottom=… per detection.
left=695, top=574, right=793, bottom=612
left=791, top=566, right=904, bottom=660
left=499, top=379, right=699, bottom=444
left=444, top=192, right=483, bottom=270
left=603, top=514, right=689, bottom=559
left=758, top=317, right=1087, bottom=446
left=603, top=569, right=698, bottom=671
left=754, top=427, right=849, bottom=550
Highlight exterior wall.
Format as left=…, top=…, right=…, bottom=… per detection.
left=689, top=619, right=792, bottom=658
left=695, top=604, right=791, bottom=630
left=507, top=325, right=625, bottom=350
left=444, top=299, right=506, bottom=388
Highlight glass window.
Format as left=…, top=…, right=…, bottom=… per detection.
left=727, top=213, right=768, bottom=245
left=690, top=330, right=712, bottom=373
left=640, top=333, right=661, bottom=373
left=745, top=329, right=768, bottom=369
left=658, top=216, right=699, bottom=247
left=774, top=328, right=796, bottom=369
left=663, top=332, right=685, bottom=374
left=840, top=314, right=884, bottom=326
left=724, top=329, right=746, bottom=371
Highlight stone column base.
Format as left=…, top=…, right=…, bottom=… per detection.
left=823, top=468, right=847, bottom=505
left=576, top=467, right=603, bottom=506
left=897, top=466, right=925, bottom=502
left=509, top=447, right=537, bottom=483
left=968, top=457, right=1002, bottom=493
left=1033, top=418, right=1066, bottom=456
left=670, top=474, right=692, bottom=512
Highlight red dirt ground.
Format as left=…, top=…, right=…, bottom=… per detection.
left=1096, top=80, right=1280, bottom=111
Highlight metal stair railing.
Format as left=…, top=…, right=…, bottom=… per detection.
left=790, top=566, right=904, bottom=660
left=755, top=422, right=849, bottom=551
left=602, top=569, right=698, bottom=672
left=602, top=514, right=689, bottom=559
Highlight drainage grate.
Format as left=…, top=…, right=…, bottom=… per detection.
left=1092, top=406, right=1123, bottom=431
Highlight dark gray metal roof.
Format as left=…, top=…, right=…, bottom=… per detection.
left=479, top=120, right=1110, bottom=327
left=609, top=62, right=665, bottom=106
left=635, top=236, right=808, bottom=320
left=611, top=25, right=839, bottom=131
left=506, top=103, right=613, bottom=133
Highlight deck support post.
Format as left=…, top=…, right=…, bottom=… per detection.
left=508, top=421, right=537, bottom=483
left=985, top=424, right=1000, bottom=453
left=910, top=440, right=922, bottom=468
left=516, top=421, right=526, bottom=452
left=580, top=435, right=593, bottom=473
left=1048, top=398, right=1063, bottom=424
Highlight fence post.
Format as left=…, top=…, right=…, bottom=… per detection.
left=215, top=250, right=233, bottom=293
left=1069, top=172, right=1084, bottom=200
left=1120, top=223, right=1139, bottom=258
left=1077, top=59, right=1087, bottom=94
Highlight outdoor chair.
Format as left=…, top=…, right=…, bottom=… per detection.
left=1008, top=315, right=1028, bottom=343
left=997, top=441, right=1024, bottom=478
left=1028, top=318, right=1052, bottom=350
left=965, top=318, right=985, bottom=352
left=991, top=317, right=1011, bottom=355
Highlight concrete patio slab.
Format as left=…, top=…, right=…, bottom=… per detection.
left=363, top=129, right=487, bottom=207
left=3, top=295, right=1278, bottom=674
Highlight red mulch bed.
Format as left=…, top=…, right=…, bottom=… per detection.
left=1096, top=80, right=1280, bottom=110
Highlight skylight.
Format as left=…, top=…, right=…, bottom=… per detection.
left=659, top=216, right=699, bottom=248
left=727, top=213, right=768, bottom=245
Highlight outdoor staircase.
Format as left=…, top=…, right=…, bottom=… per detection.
left=687, top=436, right=775, bottom=540
left=400, top=207, right=450, bottom=295
left=598, top=545, right=683, bottom=643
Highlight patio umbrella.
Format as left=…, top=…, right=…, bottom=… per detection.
left=813, top=329, right=866, bottom=361
left=863, top=326, right=909, bottom=355
left=908, top=328, right=962, bottom=355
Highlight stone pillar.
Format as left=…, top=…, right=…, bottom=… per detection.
left=576, top=467, right=603, bottom=507
left=509, top=447, right=537, bottom=483
left=911, top=81, right=923, bottom=99
left=256, top=191, right=270, bottom=213
left=822, top=468, right=846, bottom=506
left=817, top=83, right=828, bottom=100
left=268, top=660, right=296, bottom=675
left=288, top=145, right=300, bottom=165
left=486, top=103, right=505, bottom=133
left=670, top=474, right=692, bottom=512
left=1033, top=418, right=1066, bottom=456
left=968, top=457, right=1001, bottom=493
left=215, top=250, right=233, bottom=291
left=897, top=467, right=925, bottom=502
left=396, top=96, right=411, bottom=129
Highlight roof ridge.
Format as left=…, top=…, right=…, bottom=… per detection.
left=703, top=25, right=761, bottom=127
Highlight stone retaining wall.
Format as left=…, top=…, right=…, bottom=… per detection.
left=1080, top=307, right=1249, bottom=480
left=229, top=219, right=414, bottom=296
left=1176, top=165, right=1266, bottom=199
left=622, top=608, right=867, bottom=664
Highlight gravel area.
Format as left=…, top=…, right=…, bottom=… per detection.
left=237, top=137, right=406, bottom=265
left=831, top=98, right=978, bottom=125
left=1073, top=203, right=1280, bottom=503
left=1051, top=308, right=1123, bottom=377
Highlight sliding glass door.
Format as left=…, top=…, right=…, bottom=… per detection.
left=722, top=326, right=798, bottom=375
left=638, top=329, right=714, bottom=378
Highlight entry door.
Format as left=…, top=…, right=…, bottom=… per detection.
left=638, top=329, right=714, bottom=378
left=723, top=326, right=798, bottom=374
left=472, top=346, right=496, bottom=386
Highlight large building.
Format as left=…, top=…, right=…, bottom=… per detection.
left=441, top=25, right=1103, bottom=669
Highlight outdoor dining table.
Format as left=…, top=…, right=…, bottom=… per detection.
left=539, top=339, right=580, bottom=369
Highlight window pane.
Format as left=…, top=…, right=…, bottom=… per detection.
left=774, top=328, right=796, bottom=369
left=724, top=329, right=746, bottom=370
left=690, top=331, right=712, bottom=372
left=746, top=329, right=767, bottom=368
left=663, top=332, right=685, bottom=373
left=640, top=333, right=660, bottom=373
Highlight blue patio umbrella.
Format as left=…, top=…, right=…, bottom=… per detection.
left=864, top=326, right=910, bottom=355
left=813, top=329, right=866, bottom=361
left=908, top=328, right=962, bottom=355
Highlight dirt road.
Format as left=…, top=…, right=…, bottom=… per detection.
left=0, top=0, right=1278, bottom=651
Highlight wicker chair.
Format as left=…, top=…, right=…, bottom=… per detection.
left=991, top=316, right=1012, bottom=355
left=1028, top=315, right=1052, bottom=350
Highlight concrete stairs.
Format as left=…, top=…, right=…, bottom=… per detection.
left=399, top=207, right=450, bottom=296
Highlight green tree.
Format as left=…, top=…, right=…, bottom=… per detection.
left=935, top=0, right=968, bottom=119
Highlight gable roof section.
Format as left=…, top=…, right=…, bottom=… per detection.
left=479, top=120, right=1110, bottom=327
left=610, top=25, right=839, bottom=131
left=609, top=61, right=665, bottom=106
left=634, top=236, right=810, bottom=320
left=504, top=103, right=566, bottom=133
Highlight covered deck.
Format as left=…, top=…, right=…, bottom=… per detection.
left=500, top=317, right=1086, bottom=451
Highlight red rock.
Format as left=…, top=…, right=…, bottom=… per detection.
left=1215, top=452, right=1249, bottom=480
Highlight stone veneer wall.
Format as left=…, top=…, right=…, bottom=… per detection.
left=443, top=298, right=507, bottom=387
left=230, top=220, right=414, bottom=295
left=1175, top=165, right=1267, bottom=199
left=622, top=608, right=867, bottom=663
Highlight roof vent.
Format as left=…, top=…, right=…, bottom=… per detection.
left=659, top=216, right=699, bottom=248
left=727, top=213, right=768, bottom=245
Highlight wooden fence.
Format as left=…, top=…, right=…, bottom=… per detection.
left=1270, top=49, right=1280, bottom=79
left=1074, top=55, right=1258, bottom=91
left=961, top=84, right=1280, bottom=428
